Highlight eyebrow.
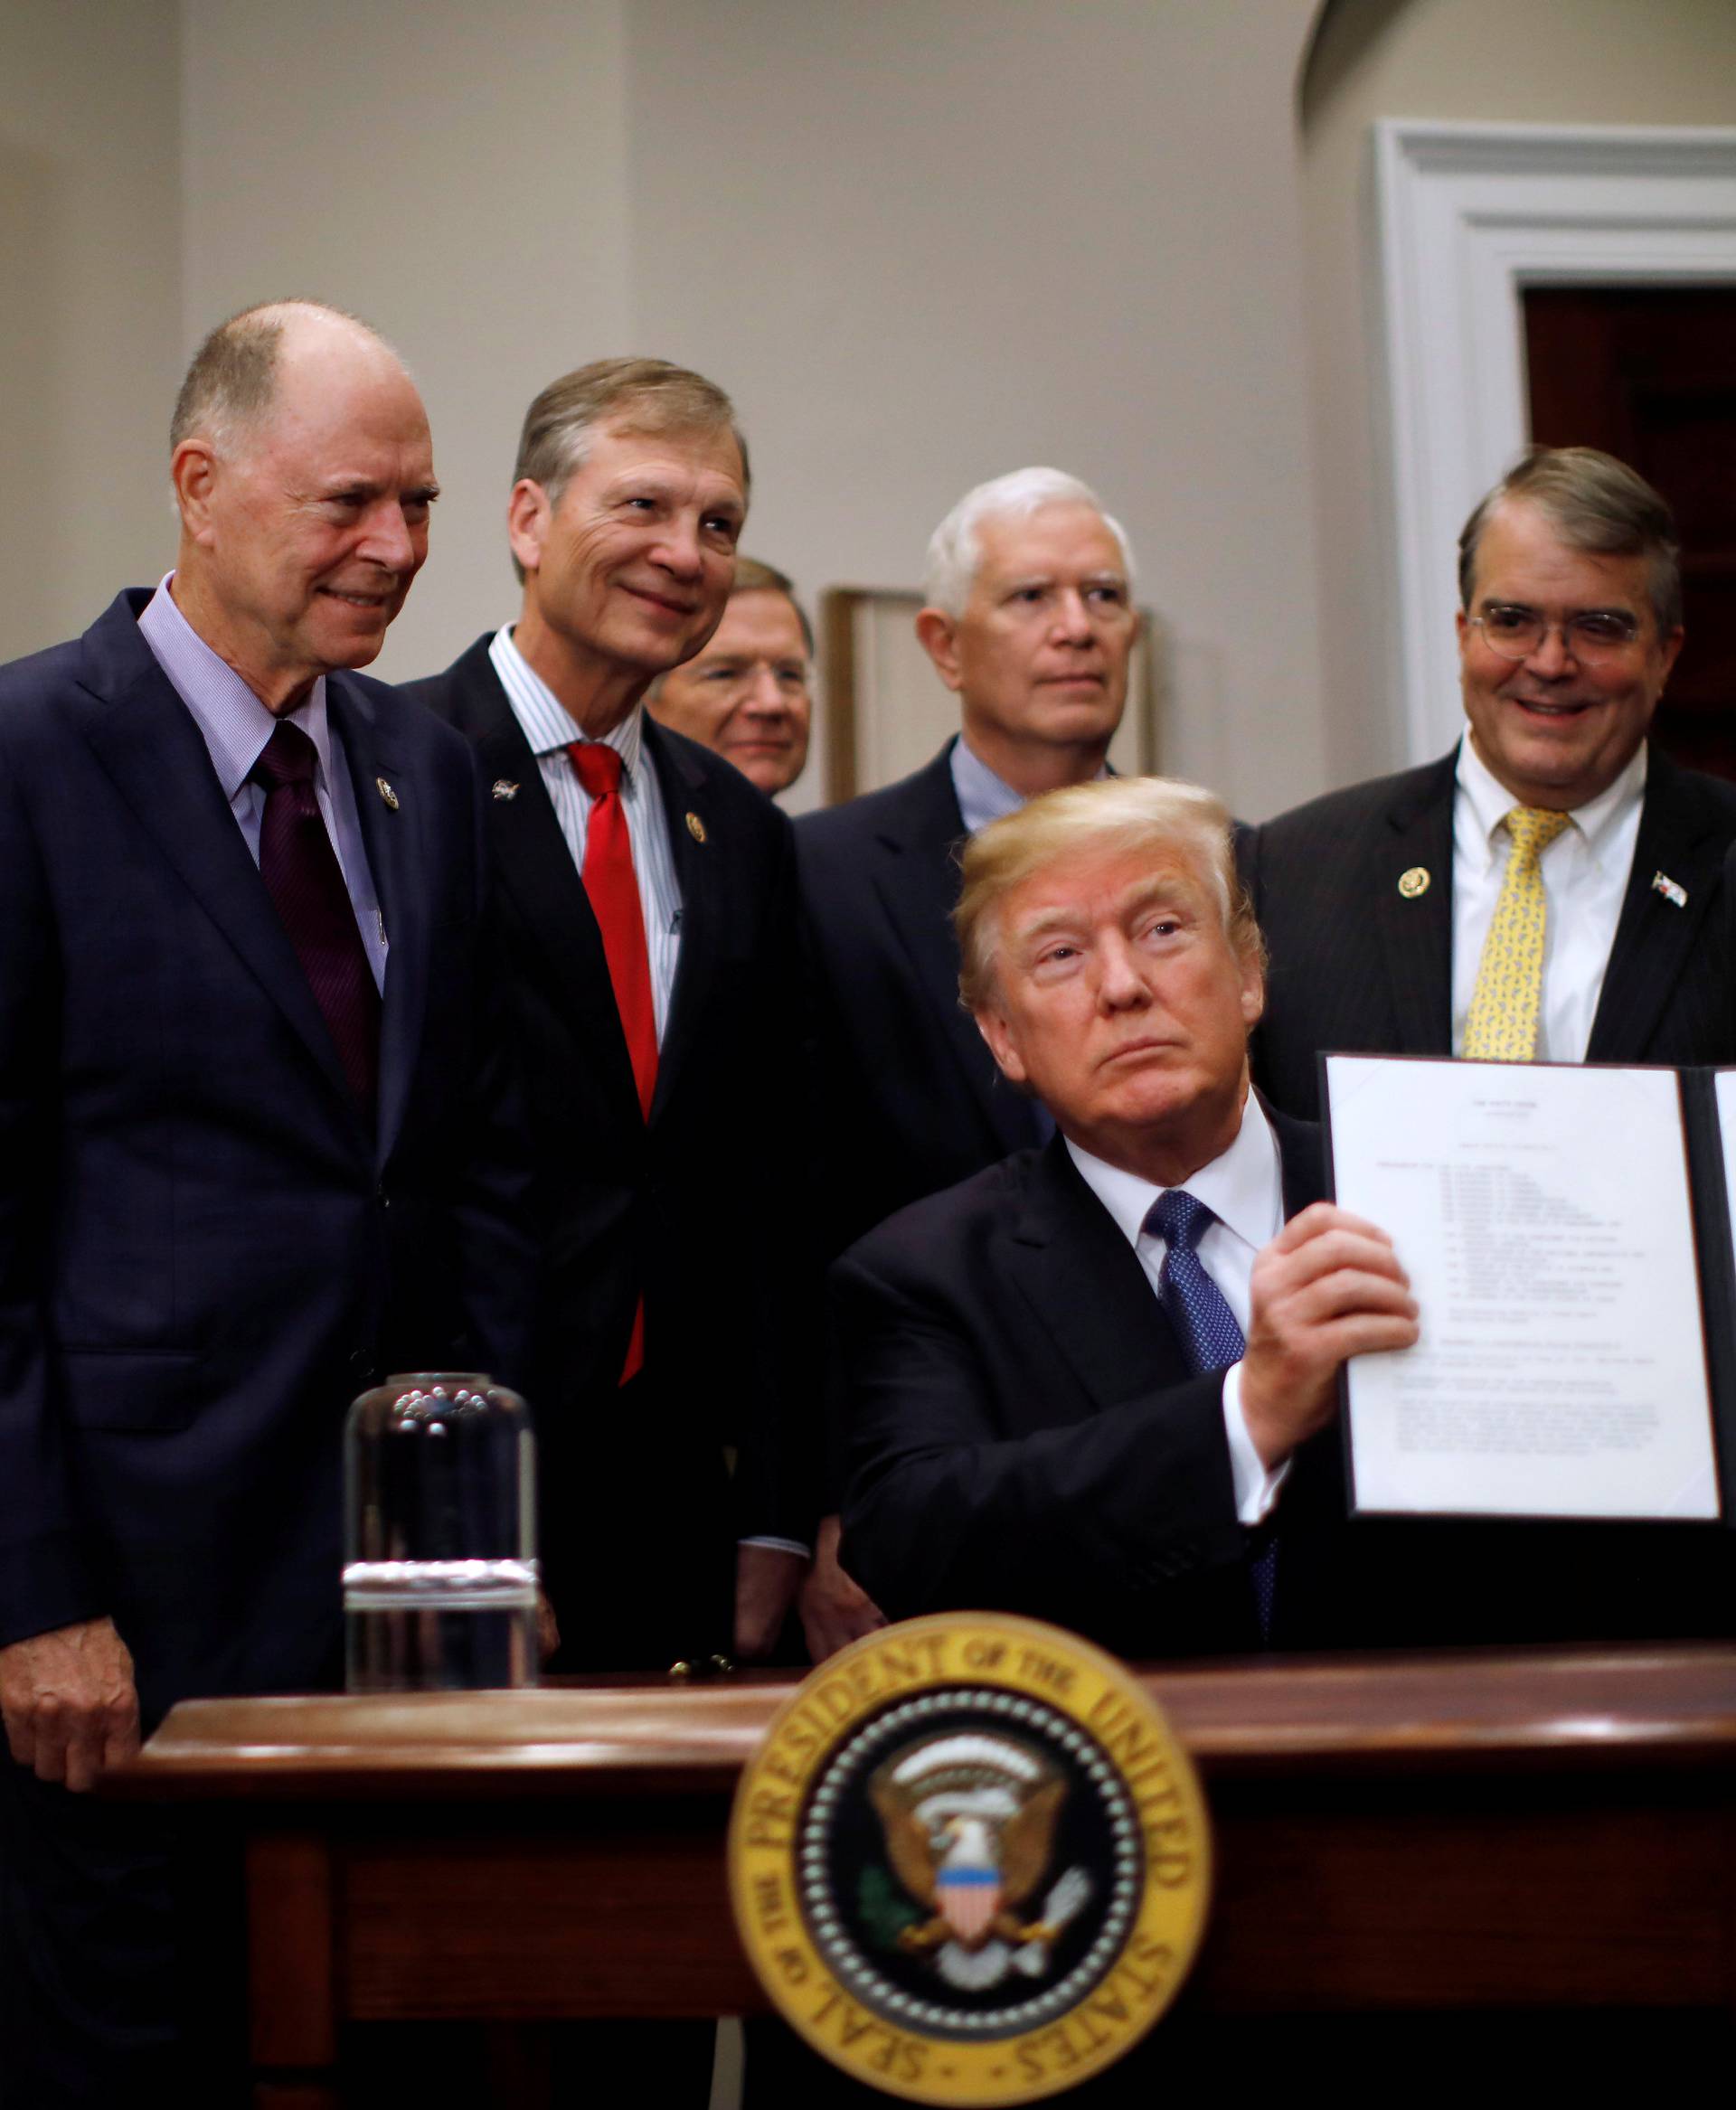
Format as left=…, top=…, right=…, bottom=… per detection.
left=1011, top=883, right=1190, bottom=945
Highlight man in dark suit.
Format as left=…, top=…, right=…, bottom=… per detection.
left=797, top=467, right=1140, bottom=1257
left=1248, top=447, right=1736, bottom=1121
left=836, top=777, right=1420, bottom=1658
left=406, top=360, right=860, bottom=1670
left=0, top=301, right=534, bottom=2098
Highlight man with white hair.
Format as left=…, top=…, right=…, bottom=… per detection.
left=797, top=466, right=1139, bottom=1255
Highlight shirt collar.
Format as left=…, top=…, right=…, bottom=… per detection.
left=137, top=573, right=332, bottom=797
left=950, top=733, right=1112, bottom=837
left=490, top=625, right=645, bottom=779
left=1065, top=1088, right=1281, bottom=1255
left=1456, top=730, right=1646, bottom=867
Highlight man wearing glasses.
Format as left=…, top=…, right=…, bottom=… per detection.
left=1244, top=446, right=1736, bottom=1119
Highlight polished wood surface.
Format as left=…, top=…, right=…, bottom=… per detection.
left=113, top=1646, right=1736, bottom=2103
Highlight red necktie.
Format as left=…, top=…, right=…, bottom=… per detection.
left=250, top=720, right=381, bottom=1114
left=567, top=739, right=658, bottom=1381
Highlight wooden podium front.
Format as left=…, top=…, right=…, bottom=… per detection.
left=115, top=1646, right=1736, bottom=2104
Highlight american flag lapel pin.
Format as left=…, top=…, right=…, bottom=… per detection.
left=1651, top=871, right=1687, bottom=909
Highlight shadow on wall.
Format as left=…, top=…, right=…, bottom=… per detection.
left=1299, top=0, right=1412, bottom=118
left=0, top=143, right=64, bottom=665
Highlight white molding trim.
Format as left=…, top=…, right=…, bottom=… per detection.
left=1372, top=120, right=1736, bottom=764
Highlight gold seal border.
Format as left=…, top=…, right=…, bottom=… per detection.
left=729, top=1612, right=1212, bottom=2106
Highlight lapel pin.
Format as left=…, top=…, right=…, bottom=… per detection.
left=1397, top=866, right=1430, bottom=899
left=1652, top=870, right=1687, bottom=909
left=375, top=777, right=400, bottom=811
left=492, top=779, right=520, bottom=802
left=685, top=811, right=708, bottom=844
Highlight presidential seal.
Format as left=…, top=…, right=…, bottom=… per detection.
left=729, top=1614, right=1211, bottom=2104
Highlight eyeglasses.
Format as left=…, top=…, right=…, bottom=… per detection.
left=1468, top=605, right=1644, bottom=663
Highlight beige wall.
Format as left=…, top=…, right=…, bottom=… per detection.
left=1302, top=0, right=1736, bottom=788
left=0, top=3, right=182, bottom=662
left=181, top=0, right=635, bottom=692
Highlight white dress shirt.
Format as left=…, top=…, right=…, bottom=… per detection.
left=1451, top=735, right=1646, bottom=1063
left=1066, top=1092, right=1290, bottom=1525
left=137, top=576, right=388, bottom=991
left=489, top=626, right=684, bottom=1042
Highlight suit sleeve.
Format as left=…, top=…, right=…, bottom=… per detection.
left=832, top=1249, right=1248, bottom=1640
left=0, top=734, right=103, bottom=1647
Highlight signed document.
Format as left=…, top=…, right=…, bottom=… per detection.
left=1324, top=1055, right=1722, bottom=1521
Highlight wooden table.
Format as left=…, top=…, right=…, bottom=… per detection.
left=114, top=1645, right=1736, bottom=2104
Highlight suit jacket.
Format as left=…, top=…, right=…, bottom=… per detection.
left=796, top=739, right=1046, bottom=1255
left=1244, top=742, right=1736, bottom=1122
left=835, top=1111, right=1736, bottom=1657
left=0, top=592, right=535, bottom=1728
left=834, top=1112, right=1339, bottom=1660
left=404, top=636, right=816, bottom=1663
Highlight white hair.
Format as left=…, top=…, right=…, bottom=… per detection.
left=921, top=466, right=1137, bottom=617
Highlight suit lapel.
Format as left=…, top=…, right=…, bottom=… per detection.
left=72, top=598, right=363, bottom=1126
left=999, top=1142, right=1191, bottom=1408
left=644, top=720, right=718, bottom=1118
left=1590, top=749, right=1727, bottom=1060
left=327, top=678, right=422, bottom=1166
left=460, top=655, right=642, bottom=1118
left=1372, top=753, right=1457, bottom=1052
left=873, top=748, right=1043, bottom=1154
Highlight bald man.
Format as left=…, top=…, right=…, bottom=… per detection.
left=0, top=299, right=533, bottom=2097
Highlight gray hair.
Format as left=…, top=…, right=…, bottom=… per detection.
left=954, top=775, right=1262, bottom=1015
left=1458, top=446, right=1682, bottom=635
left=923, top=466, right=1136, bottom=617
left=169, top=298, right=385, bottom=459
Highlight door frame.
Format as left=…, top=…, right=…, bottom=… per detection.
left=1372, top=120, right=1736, bottom=765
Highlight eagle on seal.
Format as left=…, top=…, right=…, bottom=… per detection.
left=868, top=1732, right=1070, bottom=1955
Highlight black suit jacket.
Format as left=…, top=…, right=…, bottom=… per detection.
left=405, top=636, right=816, bottom=1663
left=834, top=1112, right=1341, bottom=1660
left=796, top=740, right=1046, bottom=1255
left=1245, top=742, right=1736, bottom=1121
left=0, top=593, right=535, bottom=1727
left=835, top=1108, right=1735, bottom=1656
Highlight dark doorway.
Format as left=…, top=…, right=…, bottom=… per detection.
left=1524, top=284, right=1736, bottom=780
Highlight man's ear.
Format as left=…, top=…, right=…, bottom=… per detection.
left=975, top=1003, right=1027, bottom=1087
left=915, top=606, right=964, bottom=693
left=506, top=479, right=551, bottom=579
left=1240, top=954, right=1265, bottom=1031
left=171, top=439, right=221, bottom=543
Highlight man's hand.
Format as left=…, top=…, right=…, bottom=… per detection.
left=535, top=1588, right=561, bottom=1664
left=733, top=1543, right=807, bottom=1663
left=797, top=1514, right=887, bottom=1663
left=0, top=1617, right=140, bottom=1793
left=1240, top=1202, right=1419, bottom=1469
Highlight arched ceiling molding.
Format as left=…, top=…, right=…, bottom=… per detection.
left=1373, top=120, right=1736, bottom=762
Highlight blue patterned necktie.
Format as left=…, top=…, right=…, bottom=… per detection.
left=1145, top=1188, right=1278, bottom=1639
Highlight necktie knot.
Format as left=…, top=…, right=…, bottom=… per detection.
left=251, top=718, right=320, bottom=792
left=1503, top=805, right=1571, bottom=868
left=568, top=740, right=624, bottom=801
left=1145, top=1186, right=1216, bottom=1254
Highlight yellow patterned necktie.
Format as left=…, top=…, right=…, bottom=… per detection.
left=1461, top=805, right=1572, bottom=1060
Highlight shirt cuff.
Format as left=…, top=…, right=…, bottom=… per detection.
left=740, top=1535, right=811, bottom=1560
left=1221, top=1363, right=1291, bottom=1526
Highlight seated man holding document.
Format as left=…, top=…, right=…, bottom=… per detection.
left=833, top=777, right=1420, bottom=1658
left=836, top=778, right=1735, bottom=1656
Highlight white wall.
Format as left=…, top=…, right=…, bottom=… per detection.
left=1302, top=0, right=1736, bottom=787
left=180, top=0, right=635, bottom=690
left=0, top=3, right=182, bottom=662
left=627, top=0, right=1326, bottom=815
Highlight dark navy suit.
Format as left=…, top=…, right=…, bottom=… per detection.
left=0, top=592, right=535, bottom=2096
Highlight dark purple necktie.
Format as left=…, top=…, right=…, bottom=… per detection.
left=250, top=720, right=381, bottom=1113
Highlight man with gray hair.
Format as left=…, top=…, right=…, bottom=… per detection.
left=0, top=298, right=534, bottom=2096
left=835, top=775, right=1420, bottom=1657
left=1247, top=445, right=1736, bottom=1120
left=405, top=359, right=854, bottom=1675
left=797, top=466, right=1140, bottom=1254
